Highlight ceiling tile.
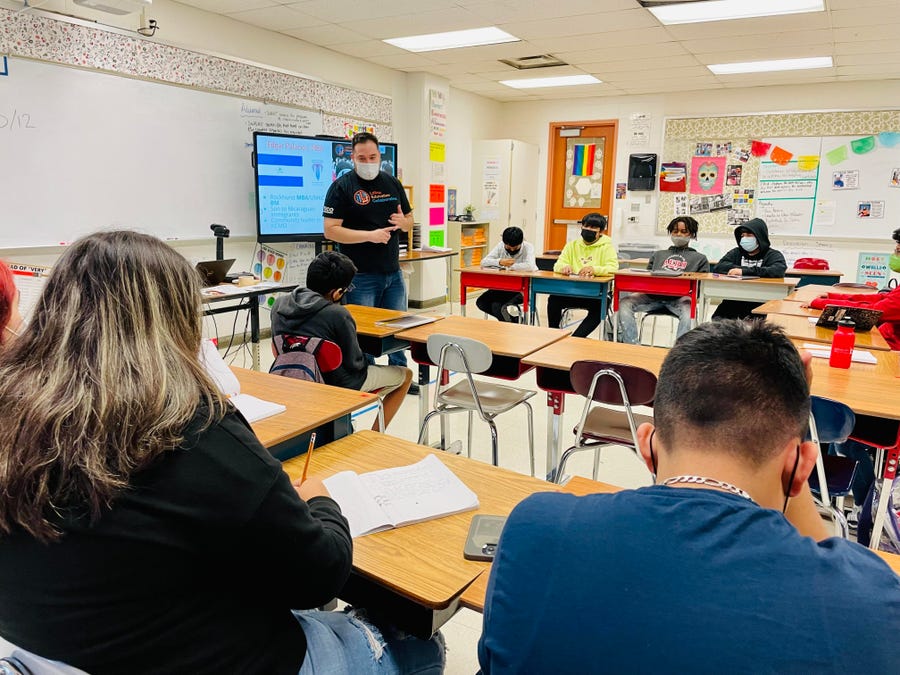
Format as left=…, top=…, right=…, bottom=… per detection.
left=227, top=5, right=325, bottom=31
left=176, top=0, right=280, bottom=13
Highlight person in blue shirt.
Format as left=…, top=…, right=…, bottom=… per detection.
left=479, top=320, right=900, bottom=674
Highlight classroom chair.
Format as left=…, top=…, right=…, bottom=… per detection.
left=807, top=396, right=857, bottom=538
left=638, top=308, right=679, bottom=347
left=851, top=416, right=900, bottom=551
left=0, top=648, right=89, bottom=675
left=554, top=361, right=656, bottom=484
left=417, top=334, right=536, bottom=475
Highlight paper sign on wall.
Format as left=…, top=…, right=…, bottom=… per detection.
left=429, top=229, right=445, bottom=247
left=857, top=252, right=890, bottom=285
left=429, top=142, right=445, bottom=163
left=429, top=207, right=445, bottom=226
left=429, top=184, right=445, bottom=203
left=690, top=156, right=726, bottom=194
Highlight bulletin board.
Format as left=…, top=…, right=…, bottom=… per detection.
left=658, top=111, right=900, bottom=240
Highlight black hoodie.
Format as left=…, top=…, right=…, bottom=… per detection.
left=713, top=218, right=787, bottom=278
left=271, top=288, right=367, bottom=390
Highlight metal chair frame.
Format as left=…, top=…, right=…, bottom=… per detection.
left=807, top=396, right=857, bottom=538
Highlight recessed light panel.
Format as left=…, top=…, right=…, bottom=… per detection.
left=500, top=75, right=601, bottom=89
left=384, top=27, right=519, bottom=53
left=708, top=56, right=833, bottom=74
left=643, top=0, right=824, bottom=25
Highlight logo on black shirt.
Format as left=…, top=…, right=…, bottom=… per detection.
left=354, top=190, right=371, bottom=205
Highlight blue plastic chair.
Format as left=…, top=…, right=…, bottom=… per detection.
left=807, top=396, right=857, bottom=537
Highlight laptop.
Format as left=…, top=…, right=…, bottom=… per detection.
left=816, top=305, right=883, bottom=331
left=195, top=259, right=235, bottom=287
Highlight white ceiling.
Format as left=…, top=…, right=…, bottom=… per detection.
left=174, top=0, right=900, bottom=101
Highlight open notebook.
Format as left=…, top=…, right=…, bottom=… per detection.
left=323, top=454, right=479, bottom=538
left=199, top=339, right=286, bottom=423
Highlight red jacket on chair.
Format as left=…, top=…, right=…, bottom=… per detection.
left=809, top=288, right=900, bottom=350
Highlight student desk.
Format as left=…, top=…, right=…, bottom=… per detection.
left=769, top=314, right=891, bottom=351
left=788, top=284, right=879, bottom=304
left=785, top=268, right=843, bottom=287
left=396, top=315, right=570, bottom=442
left=457, top=266, right=532, bottom=321
left=522, top=338, right=668, bottom=477
left=752, top=299, right=822, bottom=318
left=612, top=270, right=701, bottom=339
left=693, top=274, right=799, bottom=320
left=528, top=270, right=615, bottom=335
left=234, top=366, right=377, bottom=459
left=400, top=249, right=458, bottom=307
left=345, top=304, right=445, bottom=358
left=281, top=431, right=565, bottom=639
left=202, top=282, right=297, bottom=371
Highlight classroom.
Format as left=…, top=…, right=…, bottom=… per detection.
left=1, top=1, right=899, bottom=673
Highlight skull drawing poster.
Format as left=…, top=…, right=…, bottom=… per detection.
left=690, top=156, right=726, bottom=194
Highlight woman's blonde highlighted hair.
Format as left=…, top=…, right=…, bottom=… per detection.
left=0, top=231, right=226, bottom=541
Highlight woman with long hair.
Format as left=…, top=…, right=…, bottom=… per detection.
left=0, top=231, right=443, bottom=674
left=0, top=261, right=22, bottom=345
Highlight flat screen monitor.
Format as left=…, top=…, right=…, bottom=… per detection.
left=253, top=132, right=398, bottom=243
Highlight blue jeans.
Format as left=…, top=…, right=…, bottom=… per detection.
left=294, top=609, right=445, bottom=674
left=346, top=271, right=408, bottom=367
left=617, top=293, right=693, bottom=345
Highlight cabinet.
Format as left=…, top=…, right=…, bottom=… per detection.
left=447, top=220, right=491, bottom=302
left=470, top=139, right=539, bottom=246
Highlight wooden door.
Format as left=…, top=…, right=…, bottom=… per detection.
left=544, top=120, right=618, bottom=252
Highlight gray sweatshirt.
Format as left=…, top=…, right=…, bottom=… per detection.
left=481, top=241, right=537, bottom=271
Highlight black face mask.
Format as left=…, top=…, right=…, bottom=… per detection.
left=581, top=229, right=598, bottom=243
left=504, top=247, right=520, bottom=255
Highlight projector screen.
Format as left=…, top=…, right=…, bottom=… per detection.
left=253, top=132, right=398, bottom=243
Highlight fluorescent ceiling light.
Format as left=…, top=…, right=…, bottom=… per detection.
left=384, top=27, right=518, bottom=53
left=708, top=56, right=833, bottom=75
left=645, top=0, right=823, bottom=25
left=500, top=75, right=601, bottom=89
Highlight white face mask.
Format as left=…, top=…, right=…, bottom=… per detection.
left=355, top=162, right=380, bottom=181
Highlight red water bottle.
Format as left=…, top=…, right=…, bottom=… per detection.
left=829, top=318, right=856, bottom=369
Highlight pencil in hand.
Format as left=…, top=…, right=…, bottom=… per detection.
left=301, top=432, right=316, bottom=484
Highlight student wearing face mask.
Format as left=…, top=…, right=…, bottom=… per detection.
left=617, top=216, right=709, bottom=344
left=548, top=213, right=619, bottom=338
left=476, top=226, right=537, bottom=323
left=0, top=261, right=23, bottom=346
left=323, top=132, right=415, bottom=379
left=806, top=227, right=900, bottom=351
left=711, top=218, right=787, bottom=320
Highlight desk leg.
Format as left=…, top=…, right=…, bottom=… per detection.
left=418, top=364, right=430, bottom=444
left=868, top=447, right=899, bottom=551
left=546, top=391, right=565, bottom=480
left=460, top=283, right=467, bottom=316
left=446, top=257, right=453, bottom=314
left=250, top=299, right=261, bottom=371
left=598, top=285, right=608, bottom=341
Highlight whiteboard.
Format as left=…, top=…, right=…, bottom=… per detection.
left=0, top=57, right=323, bottom=248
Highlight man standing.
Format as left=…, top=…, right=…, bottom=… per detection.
left=479, top=320, right=900, bottom=673
left=323, top=132, right=414, bottom=374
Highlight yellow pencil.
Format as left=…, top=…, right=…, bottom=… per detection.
left=301, top=432, right=316, bottom=484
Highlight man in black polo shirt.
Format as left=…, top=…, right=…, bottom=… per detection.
left=323, top=132, right=414, bottom=375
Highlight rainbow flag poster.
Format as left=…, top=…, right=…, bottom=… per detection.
left=572, top=144, right=596, bottom=176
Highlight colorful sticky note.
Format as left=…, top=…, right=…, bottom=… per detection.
left=850, top=136, right=876, bottom=154
left=428, top=207, right=445, bottom=226
left=797, top=155, right=819, bottom=171
left=877, top=132, right=900, bottom=148
left=429, top=142, right=445, bottom=163
left=429, top=229, right=445, bottom=247
left=429, top=184, right=445, bottom=203
left=825, top=145, right=848, bottom=165
left=750, top=140, right=771, bottom=157
left=572, top=144, right=596, bottom=176
left=769, top=146, right=793, bottom=166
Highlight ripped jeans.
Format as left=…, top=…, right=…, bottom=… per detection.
left=294, top=608, right=446, bottom=674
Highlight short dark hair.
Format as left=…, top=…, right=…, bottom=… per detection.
left=351, top=132, right=380, bottom=149
left=654, top=320, right=810, bottom=465
left=892, top=228, right=900, bottom=244
left=580, top=213, right=607, bottom=231
left=306, top=251, right=356, bottom=296
left=502, top=227, right=524, bottom=247
left=667, top=216, right=699, bottom=238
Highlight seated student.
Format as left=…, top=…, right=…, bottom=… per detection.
left=712, top=218, right=787, bottom=320
left=805, top=227, right=900, bottom=350
left=548, top=213, right=619, bottom=338
left=272, top=251, right=412, bottom=431
left=0, top=261, right=23, bottom=345
left=0, top=231, right=444, bottom=674
left=475, top=226, right=537, bottom=323
left=617, top=216, right=709, bottom=344
left=478, top=320, right=900, bottom=674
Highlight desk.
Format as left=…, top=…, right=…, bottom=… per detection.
left=282, top=431, right=563, bottom=638
left=234, top=366, right=377, bottom=459
left=769, top=314, right=891, bottom=352
left=345, top=304, right=445, bottom=358
left=785, top=267, right=843, bottom=287
left=457, top=266, right=531, bottom=321
left=527, top=270, right=614, bottom=336
left=401, top=249, right=458, bottom=308
left=396, top=315, right=569, bottom=442
left=612, top=270, right=700, bottom=339
left=522, top=337, right=668, bottom=476
left=788, top=284, right=879, bottom=304
left=693, top=274, right=799, bottom=320
left=752, top=299, right=822, bottom=318
left=202, top=282, right=297, bottom=370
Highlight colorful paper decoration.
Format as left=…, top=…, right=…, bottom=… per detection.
left=797, top=156, right=819, bottom=171
left=429, top=184, right=445, bottom=203
left=572, top=144, right=596, bottom=176
left=690, top=156, right=726, bottom=194
left=877, top=132, right=900, bottom=148
left=750, top=140, right=771, bottom=157
left=825, top=145, right=848, bottom=165
left=659, top=162, right=687, bottom=192
left=769, top=146, right=793, bottom=166
left=850, top=136, right=876, bottom=154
